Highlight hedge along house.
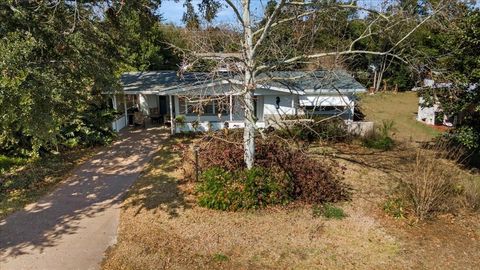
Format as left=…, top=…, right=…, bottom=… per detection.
left=113, top=70, right=366, bottom=134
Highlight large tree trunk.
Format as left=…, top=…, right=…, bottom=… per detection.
left=242, top=0, right=255, bottom=169
left=243, top=82, right=255, bottom=169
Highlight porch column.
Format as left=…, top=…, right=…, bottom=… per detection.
left=123, top=94, right=128, bottom=126
left=291, top=96, right=295, bottom=115
left=349, top=99, right=355, bottom=121
left=229, top=95, right=233, bottom=122
left=112, top=95, right=118, bottom=131
left=169, top=95, right=175, bottom=135
left=112, top=95, right=117, bottom=110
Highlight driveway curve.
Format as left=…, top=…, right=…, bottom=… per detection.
left=0, top=128, right=166, bottom=270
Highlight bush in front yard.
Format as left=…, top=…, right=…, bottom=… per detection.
left=181, top=132, right=350, bottom=208
left=362, top=120, right=395, bottom=150
left=197, top=166, right=291, bottom=211
left=273, top=116, right=352, bottom=143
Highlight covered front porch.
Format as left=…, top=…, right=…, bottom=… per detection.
left=110, top=92, right=266, bottom=134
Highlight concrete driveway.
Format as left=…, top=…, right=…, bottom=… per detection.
left=0, top=128, right=166, bottom=270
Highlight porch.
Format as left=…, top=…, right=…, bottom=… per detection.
left=110, top=92, right=265, bottom=134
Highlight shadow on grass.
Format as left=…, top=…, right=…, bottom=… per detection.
left=0, top=127, right=167, bottom=260
left=123, top=135, right=194, bottom=218
left=310, top=142, right=417, bottom=178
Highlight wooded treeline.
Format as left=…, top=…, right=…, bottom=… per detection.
left=0, top=0, right=478, bottom=158
left=0, top=0, right=181, bottom=156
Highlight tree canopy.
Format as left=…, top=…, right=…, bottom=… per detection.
left=0, top=0, right=179, bottom=156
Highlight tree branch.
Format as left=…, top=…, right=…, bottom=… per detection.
left=288, top=1, right=391, bottom=21
left=253, top=10, right=316, bottom=37
left=251, top=0, right=286, bottom=57
left=257, top=50, right=409, bottom=72
left=225, top=0, right=244, bottom=26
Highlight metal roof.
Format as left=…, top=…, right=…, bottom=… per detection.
left=120, top=70, right=366, bottom=95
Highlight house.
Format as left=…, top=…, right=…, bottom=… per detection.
left=414, top=79, right=468, bottom=127
left=110, top=70, right=367, bottom=133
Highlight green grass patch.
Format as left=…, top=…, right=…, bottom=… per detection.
left=212, top=253, right=229, bottom=262
left=362, top=136, right=395, bottom=150
left=383, top=197, right=406, bottom=219
left=312, top=203, right=347, bottom=219
left=0, top=155, right=27, bottom=174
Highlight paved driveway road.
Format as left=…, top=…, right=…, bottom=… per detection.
left=0, top=128, right=165, bottom=270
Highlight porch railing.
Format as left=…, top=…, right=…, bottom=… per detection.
left=112, top=115, right=127, bottom=132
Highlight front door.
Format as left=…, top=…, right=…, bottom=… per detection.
left=158, top=96, right=168, bottom=115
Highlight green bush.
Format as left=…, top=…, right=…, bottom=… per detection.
left=312, top=203, right=347, bottom=219
left=363, top=136, right=395, bottom=150
left=197, top=167, right=291, bottom=211
left=0, top=155, right=26, bottom=174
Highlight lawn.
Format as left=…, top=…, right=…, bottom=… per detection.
left=102, top=134, right=480, bottom=269
left=0, top=149, right=96, bottom=219
left=359, top=91, right=441, bottom=142
left=102, top=93, right=479, bottom=269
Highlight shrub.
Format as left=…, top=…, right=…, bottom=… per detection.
left=0, top=155, right=26, bottom=174
left=383, top=197, right=406, bottom=219
left=182, top=132, right=350, bottom=206
left=447, top=126, right=480, bottom=151
left=404, top=147, right=460, bottom=220
left=197, top=166, right=291, bottom=211
left=362, top=120, right=395, bottom=150
left=463, top=176, right=480, bottom=211
left=312, top=203, right=347, bottom=219
left=273, top=116, right=352, bottom=143
left=175, top=115, right=186, bottom=125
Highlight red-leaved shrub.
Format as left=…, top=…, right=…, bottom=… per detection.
left=179, top=131, right=349, bottom=204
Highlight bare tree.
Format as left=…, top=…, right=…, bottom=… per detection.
left=176, top=0, right=449, bottom=169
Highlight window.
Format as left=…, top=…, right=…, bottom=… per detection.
left=215, top=96, right=230, bottom=115
left=179, top=97, right=186, bottom=114
left=204, top=100, right=214, bottom=114
left=178, top=96, right=231, bottom=115
left=304, top=106, right=346, bottom=113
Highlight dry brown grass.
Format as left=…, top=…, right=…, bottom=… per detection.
left=102, top=138, right=403, bottom=270
left=404, top=147, right=462, bottom=220
left=102, top=136, right=480, bottom=269
left=463, top=175, right=480, bottom=211
left=359, top=92, right=441, bottom=142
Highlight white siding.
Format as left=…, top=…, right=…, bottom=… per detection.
left=138, top=94, right=149, bottom=115
left=417, top=97, right=438, bottom=125
left=299, top=96, right=352, bottom=107
left=256, top=96, right=264, bottom=121
left=264, top=95, right=296, bottom=116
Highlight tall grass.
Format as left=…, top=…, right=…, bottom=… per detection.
left=463, top=176, right=480, bottom=210
left=404, top=142, right=464, bottom=220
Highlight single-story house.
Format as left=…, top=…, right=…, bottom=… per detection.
left=110, top=70, right=367, bottom=133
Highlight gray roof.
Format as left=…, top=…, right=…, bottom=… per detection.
left=255, top=70, right=366, bottom=94
left=121, top=70, right=365, bottom=95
